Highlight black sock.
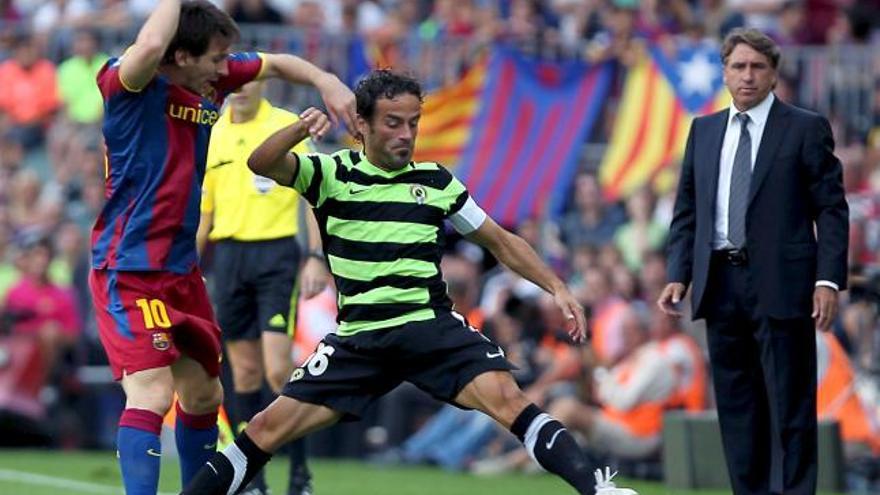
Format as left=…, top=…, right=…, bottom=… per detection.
left=510, top=404, right=595, bottom=495
left=236, top=390, right=263, bottom=427
left=287, top=438, right=312, bottom=493
left=181, top=432, right=272, bottom=495
left=235, top=390, right=266, bottom=491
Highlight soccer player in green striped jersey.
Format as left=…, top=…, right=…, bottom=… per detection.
left=181, top=70, right=638, bottom=495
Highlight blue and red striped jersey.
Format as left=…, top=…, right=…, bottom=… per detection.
left=91, top=52, right=264, bottom=273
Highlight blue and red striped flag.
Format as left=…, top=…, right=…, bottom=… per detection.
left=455, top=48, right=612, bottom=227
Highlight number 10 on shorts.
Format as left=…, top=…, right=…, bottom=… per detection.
left=135, top=298, right=172, bottom=329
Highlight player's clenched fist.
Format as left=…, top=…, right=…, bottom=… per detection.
left=299, top=107, right=331, bottom=141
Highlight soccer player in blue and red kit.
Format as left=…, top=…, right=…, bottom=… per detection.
left=87, top=1, right=354, bottom=494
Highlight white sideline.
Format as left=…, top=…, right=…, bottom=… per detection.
left=0, top=468, right=176, bottom=495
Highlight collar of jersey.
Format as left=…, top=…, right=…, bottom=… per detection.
left=356, top=153, right=415, bottom=178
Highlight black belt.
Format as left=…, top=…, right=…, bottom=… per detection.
left=712, top=248, right=748, bottom=266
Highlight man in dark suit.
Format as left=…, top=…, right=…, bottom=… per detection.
left=658, top=28, right=848, bottom=495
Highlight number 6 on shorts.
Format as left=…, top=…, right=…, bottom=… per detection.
left=303, top=342, right=335, bottom=376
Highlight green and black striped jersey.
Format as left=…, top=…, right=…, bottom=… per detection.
left=288, top=149, right=487, bottom=336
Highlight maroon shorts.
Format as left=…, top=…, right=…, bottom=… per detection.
left=89, top=268, right=222, bottom=380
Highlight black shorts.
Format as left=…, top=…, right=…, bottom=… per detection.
left=281, top=311, right=516, bottom=420
left=212, top=237, right=301, bottom=340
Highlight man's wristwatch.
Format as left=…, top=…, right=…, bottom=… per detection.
left=307, top=250, right=326, bottom=262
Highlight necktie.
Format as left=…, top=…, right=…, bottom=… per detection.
left=727, top=112, right=751, bottom=248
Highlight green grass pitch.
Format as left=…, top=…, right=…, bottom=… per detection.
left=0, top=449, right=740, bottom=495
left=0, top=449, right=846, bottom=495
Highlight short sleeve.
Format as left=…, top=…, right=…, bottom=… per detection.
left=97, top=56, right=142, bottom=97
left=441, top=170, right=486, bottom=235
left=290, top=152, right=338, bottom=207
left=214, top=52, right=265, bottom=97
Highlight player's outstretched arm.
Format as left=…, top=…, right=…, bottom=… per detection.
left=259, top=54, right=356, bottom=132
left=248, top=108, right=330, bottom=187
left=119, top=0, right=180, bottom=91
left=466, top=217, right=587, bottom=342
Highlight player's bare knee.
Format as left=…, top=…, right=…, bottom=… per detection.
left=486, top=379, right=530, bottom=427
left=231, top=362, right=263, bottom=391
left=245, top=409, right=284, bottom=452
left=179, top=379, right=224, bottom=414
left=125, top=378, right=174, bottom=414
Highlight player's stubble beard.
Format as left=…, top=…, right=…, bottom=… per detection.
left=364, top=132, right=414, bottom=171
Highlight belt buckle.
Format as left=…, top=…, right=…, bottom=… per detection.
left=726, top=248, right=747, bottom=265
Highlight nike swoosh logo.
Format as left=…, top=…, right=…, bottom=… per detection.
left=211, top=159, right=233, bottom=169
left=146, top=448, right=162, bottom=457
left=349, top=187, right=369, bottom=194
left=545, top=428, right=566, bottom=450
left=486, top=349, right=505, bottom=359
left=203, top=442, right=217, bottom=450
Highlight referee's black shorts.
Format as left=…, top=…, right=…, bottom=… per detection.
left=281, top=311, right=516, bottom=420
left=212, top=236, right=301, bottom=340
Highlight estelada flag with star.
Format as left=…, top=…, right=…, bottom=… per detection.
left=599, top=39, right=728, bottom=200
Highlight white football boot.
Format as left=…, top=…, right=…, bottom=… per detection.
left=594, top=467, right=639, bottom=495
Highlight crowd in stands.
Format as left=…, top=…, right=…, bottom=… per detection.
left=1, top=0, right=880, bottom=489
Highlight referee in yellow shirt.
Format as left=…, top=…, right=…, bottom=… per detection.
left=197, top=80, right=328, bottom=495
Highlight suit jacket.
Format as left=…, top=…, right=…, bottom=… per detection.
left=666, top=97, right=849, bottom=320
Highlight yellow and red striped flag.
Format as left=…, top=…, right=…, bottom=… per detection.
left=412, top=61, right=487, bottom=167
left=600, top=40, right=728, bottom=200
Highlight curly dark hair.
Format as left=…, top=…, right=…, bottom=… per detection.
left=355, top=69, right=424, bottom=122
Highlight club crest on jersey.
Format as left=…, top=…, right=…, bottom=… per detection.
left=168, top=103, right=219, bottom=126
left=290, top=368, right=305, bottom=382
left=410, top=184, right=427, bottom=205
left=152, top=332, right=171, bottom=351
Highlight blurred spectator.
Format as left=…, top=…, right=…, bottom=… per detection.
left=480, top=219, right=544, bottom=318
left=0, top=0, right=20, bottom=22
left=609, top=264, right=639, bottom=301
left=585, top=3, right=639, bottom=66
left=7, top=168, right=44, bottom=232
left=0, top=223, right=16, bottom=303
left=613, top=186, right=667, bottom=271
left=494, top=0, right=543, bottom=44
left=2, top=236, right=80, bottom=378
left=638, top=250, right=667, bottom=304
left=549, top=304, right=676, bottom=460
left=0, top=30, right=59, bottom=149
left=557, top=171, right=626, bottom=249
left=770, top=0, right=809, bottom=45
left=550, top=0, right=602, bottom=49
left=816, top=331, right=880, bottom=458
left=226, top=0, right=284, bottom=24
left=579, top=266, right=628, bottom=365
left=419, top=0, right=477, bottom=40
left=31, top=0, right=94, bottom=35
left=826, top=3, right=877, bottom=45
left=442, top=253, right=485, bottom=328
left=727, top=0, right=787, bottom=33
left=692, top=0, right=745, bottom=40
left=56, top=29, right=108, bottom=125
left=524, top=294, right=583, bottom=404
left=289, top=0, right=327, bottom=30
left=651, top=310, right=707, bottom=412
left=71, top=174, right=105, bottom=232
left=636, top=0, right=693, bottom=40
